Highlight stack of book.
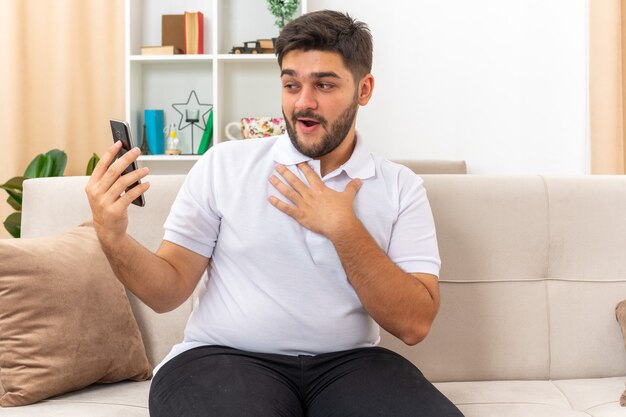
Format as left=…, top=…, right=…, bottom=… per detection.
left=140, top=12, right=204, bottom=56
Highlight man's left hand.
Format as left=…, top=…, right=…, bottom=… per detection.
left=268, top=162, right=362, bottom=238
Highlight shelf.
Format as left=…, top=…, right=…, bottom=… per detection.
left=217, top=54, right=278, bottom=63
left=130, top=54, right=214, bottom=63
left=130, top=54, right=278, bottom=63
left=126, top=0, right=306, bottom=174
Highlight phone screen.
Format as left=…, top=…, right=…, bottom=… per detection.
left=109, top=119, right=145, bottom=207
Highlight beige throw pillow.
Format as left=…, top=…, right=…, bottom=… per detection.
left=0, top=223, right=152, bottom=407
left=616, top=300, right=626, bottom=407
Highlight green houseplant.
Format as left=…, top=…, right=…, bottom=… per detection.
left=267, top=0, right=299, bottom=30
left=1, top=150, right=100, bottom=238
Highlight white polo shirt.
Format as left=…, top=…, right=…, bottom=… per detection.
left=155, top=133, right=440, bottom=373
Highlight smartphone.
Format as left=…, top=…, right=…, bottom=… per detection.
left=109, top=119, right=146, bottom=207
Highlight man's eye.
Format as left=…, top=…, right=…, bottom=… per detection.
left=318, top=83, right=334, bottom=90
left=283, top=83, right=299, bottom=90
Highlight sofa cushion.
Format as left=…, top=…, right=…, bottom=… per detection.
left=435, top=377, right=626, bottom=417
left=552, top=377, right=626, bottom=415
left=0, top=381, right=150, bottom=417
left=548, top=281, right=626, bottom=380
left=0, top=223, right=152, bottom=407
left=381, top=281, right=551, bottom=382
left=0, top=380, right=151, bottom=417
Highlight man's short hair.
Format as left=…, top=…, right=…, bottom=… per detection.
left=274, top=10, right=373, bottom=81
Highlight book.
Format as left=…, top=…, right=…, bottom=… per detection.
left=141, top=45, right=184, bottom=55
left=184, top=11, right=204, bottom=54
left=162, top=14, right=185, bottom=53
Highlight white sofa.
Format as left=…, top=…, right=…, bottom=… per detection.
left=1, top=171, right=625, bottom=417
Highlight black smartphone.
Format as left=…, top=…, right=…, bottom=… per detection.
left=109, top=119, right=146, bottom=207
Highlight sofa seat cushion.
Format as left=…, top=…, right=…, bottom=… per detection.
left=434, top=377, right=626, bottom=417
left=553, top=377, right=626, bottom=417
left=4, top=377, right=623, bottom=417
left=0, top=381, right=150, bottom=417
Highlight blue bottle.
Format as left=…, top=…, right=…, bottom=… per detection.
left=144, top=110, right=165, bottom=154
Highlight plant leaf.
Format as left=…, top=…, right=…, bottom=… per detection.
left=46, top=149, right=68, bottom=177
left=85, top=153, right=100, bottom=176
left=6, top=194, right=21, bottom=210
left=23, top=150, right=67, bottom=178
left=4, top=189, right=22, bottom=209
left=4, top=212, right=21, bottom=238
left=39, top=154, right=54, bottom=177
left=24, top=153, right=46, bottom=178
left=0, top=176, right=24, bottom=193
left=0, top=176, right=24, bottom=208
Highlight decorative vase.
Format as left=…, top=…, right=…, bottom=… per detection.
left=144, top=110, right=165, bottom=154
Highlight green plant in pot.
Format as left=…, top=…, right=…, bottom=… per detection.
left=1, top=150, right=100, bottom=238
left=267, top=0, right=299, bottom=30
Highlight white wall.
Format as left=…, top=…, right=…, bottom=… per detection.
left=309, top=0, right=589, bottom=174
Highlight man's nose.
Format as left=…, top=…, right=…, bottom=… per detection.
left=295, top=85, right=318, bottom=111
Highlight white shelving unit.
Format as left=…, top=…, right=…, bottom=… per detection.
left=125, top=0, right=307, bottom=174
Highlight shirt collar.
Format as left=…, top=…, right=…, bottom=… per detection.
left=271, top=134, right=312, bottom=166
left=270, top=133, right=375, bottom=180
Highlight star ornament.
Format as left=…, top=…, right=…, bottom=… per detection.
left=171, top=90, right=213, bottom=131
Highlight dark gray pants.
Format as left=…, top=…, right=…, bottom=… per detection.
left=149, top=345, right=464, bottom=417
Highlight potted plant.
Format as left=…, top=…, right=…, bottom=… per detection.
left=267, top=0, right=299, bottom=31
left=1, top=150, right=99, bottom=238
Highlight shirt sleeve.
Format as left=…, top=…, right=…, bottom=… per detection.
left=163, top=148, right=221, bottom=258
left=387, top=168, right=441, bottom=277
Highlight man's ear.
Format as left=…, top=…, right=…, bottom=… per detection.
left=358, top=74, right=375, bottom=105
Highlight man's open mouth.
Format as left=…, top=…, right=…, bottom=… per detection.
left=299, top=119, right=320, bottom=128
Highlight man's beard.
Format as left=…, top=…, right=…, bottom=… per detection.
left=283, top=94, right=359, bottom=158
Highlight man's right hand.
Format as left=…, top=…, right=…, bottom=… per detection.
left=85, top=141, right=150, bottom=248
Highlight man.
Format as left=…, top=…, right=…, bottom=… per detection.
left=86, top=10, right=464, bottom=417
